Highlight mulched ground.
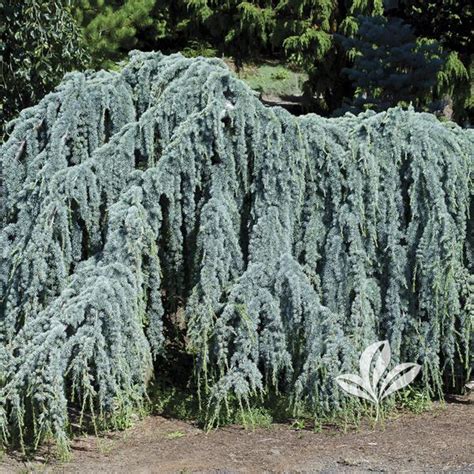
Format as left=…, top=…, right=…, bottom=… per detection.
left=2, top=400, right=473, bottom=473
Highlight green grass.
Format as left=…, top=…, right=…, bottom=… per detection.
left=234, top=407, right=273, bottom=429
left=144, top=381, right=434, bottom=437
left=236, top=62, right=307, bottom=97
left=166, top=430, right=185, bottom=439
left=149, top=383, right=203, bottom=423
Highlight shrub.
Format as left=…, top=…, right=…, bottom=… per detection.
left=0, top=52, right=472, bottom=451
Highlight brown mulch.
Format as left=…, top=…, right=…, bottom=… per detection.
left=1, top=400, right=472, bottom=473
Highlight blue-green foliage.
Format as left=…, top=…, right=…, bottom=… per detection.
left=0, top=52, right=472, bottom=449
left=339, top=16, right=447, bottom=112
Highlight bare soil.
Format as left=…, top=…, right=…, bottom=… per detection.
left=2, top=401, right=472, bottom=473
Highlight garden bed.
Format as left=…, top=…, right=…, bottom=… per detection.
left=2, top=400, right=472, bottom=472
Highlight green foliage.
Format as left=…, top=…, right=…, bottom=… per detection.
left=396, top=387, right=432, bottom=414
left=184, top=0, right=276, bottom=61
left=234, top=407, right=273, bottom=428
left=0, top=0, right=89, bottom=135
left=435, top=51, right=470, bottom=122
left=74, top=0, right=155, bottom=68
left=339, top=16, right=445, bottom=112
left=436, top=51, right=469, bottom=96
left=395, top=0, right=472, bottom=121
left=67, top=0, right=471, bottom=120
left=279, top=0, right=382, bottom=113
left=151, top=384, right=202, bottom=422
left=181, top=40, right=219, bottom=58
left=400, top=0, right=472, bottom=55
left=237, top=62, right=307, bottom=96
left=231, top=1, right=276, bottom=57
left=291, top=419, right=306, bottom=430
left=0, top=52, right=472, bottom=454
left=151, top=382, right=275, bottom=427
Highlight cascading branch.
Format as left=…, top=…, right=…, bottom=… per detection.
left=0, top=51, right=472, bottom=450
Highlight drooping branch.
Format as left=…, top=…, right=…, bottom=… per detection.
left=0, top=51, right=472, bottom=448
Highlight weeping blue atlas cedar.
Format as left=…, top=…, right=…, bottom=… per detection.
left=0, top=51, right=472, bottom=450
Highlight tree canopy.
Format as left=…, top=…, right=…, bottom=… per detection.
left=1, top=1, right=472, bottom=128
left=71, top=0, right=471, bottom=119
left=0, top=0, right=89, bottom=135
left=339, top=16, right=446, bottom=113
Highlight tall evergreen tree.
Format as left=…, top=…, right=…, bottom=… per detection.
left=75, top=0, right=155, bottom=68
left=399, top=0, right=472, bottom=56
left=280, top=0, right=384, bottom=112
left=398, top=0, right=472, bottom=122
left=182, top=0, right=277, bottom=65
left=64, top=0, right=471, bottom=120
left=339, top=16, right=445, bottom=112
left=0, top=0, right=89, bottom=136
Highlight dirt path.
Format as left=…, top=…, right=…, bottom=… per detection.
left=2, top=401, right=473, bottom=473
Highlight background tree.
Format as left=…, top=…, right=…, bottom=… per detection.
left=0, top=0, right=89, bottom=136
left=399, top=0, right=472, bottom=57
left=179, top=1, right=277, bottom=67
left=1, top=0, right=471, bottom=126
left=68, top=1, right=471, bottom=120
left=338, top=16, right=446, bottom=113
left=278, top=0, right=352, bottom=112
left=178, top=0, right=385, bottom=111
left=397, top=0, right=472, bottom=122
left=74, top=0, right=156, bottom=68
